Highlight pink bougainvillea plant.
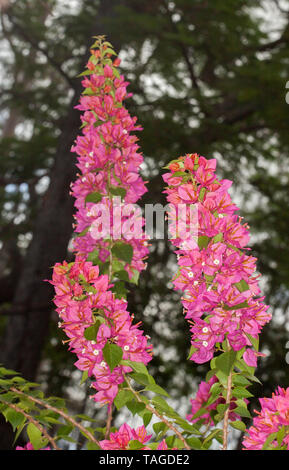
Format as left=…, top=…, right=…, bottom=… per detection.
left=1, top=36, right=288, bottom=451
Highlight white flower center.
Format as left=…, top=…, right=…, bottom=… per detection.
left=213, top=259, right=220, bottom=265
left=93, top=350, right=99, bottom=356
left=188, top=272, right=194, bottom=278
left=124, top=345, right=130, bottom=351
left=202, top=327, right=209, bottom=333
left=202, top=341, right=208, bottom=347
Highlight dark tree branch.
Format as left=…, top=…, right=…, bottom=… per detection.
left=5, top=12, right=76, bottom=90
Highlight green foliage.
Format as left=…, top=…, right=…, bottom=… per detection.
left=0, top=0, right=289, bottom=450
left=0, top=365, right=100, bottom=449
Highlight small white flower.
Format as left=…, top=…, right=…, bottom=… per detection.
left=82, top=348, right=86, bottom=354
left=89, top=151, right=93, bottom=157
left=82, top=177, right=86, bottom=182
left=201, top=262, right=205, bottom=266
left=91, top=340, right=96, bottom=345
left=193, top=281, right=198, bottom=286
left=188, top=272, right=194, bottom=278
left=124, top=345, right=130, bottom=351
left=93, top=350, right=99, bottom=356
left=85, top=162, right=90, bottom=168
left=100, top=361, right=106, bottom=368
left=202, top=327, right=209, bottom=333
left=213, top=259, right=220, bottom=265
left=202, top=341, right=208, bottom=347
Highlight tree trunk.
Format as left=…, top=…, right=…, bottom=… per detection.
left=0, top=0, right=123, bottom=449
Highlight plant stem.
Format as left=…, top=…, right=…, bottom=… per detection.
left=3, top=400, right=60, bottom=450
left=222, top=369, right=233, bottom=450
left=10, top=387, right=100, bottom=447
left=105, top=404, right=113, bottom=439
left=124, top=376, right=191, bottom=450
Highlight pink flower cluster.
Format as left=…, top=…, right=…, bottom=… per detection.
left=16, top=443, right=50, bottom=450
left=163, top=153, right=271, bottom=365
left=243, top=386, right=289, bottom=450
left=99, top=423, right=171, bottom=450
left=51, top=39, right=152, bottom=405
left=187, top=376, right=243, bottom=426
left=51, top=259, right=152, bottom=404
left=70, top=41, right=149, bottom=279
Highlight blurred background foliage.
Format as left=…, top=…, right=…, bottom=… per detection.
left=0, top=0, right=289, bottom=449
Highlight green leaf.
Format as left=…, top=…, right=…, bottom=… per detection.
left=245, top=333, right=259, bottom=351
left=130, top=372, right=151, bottom=386
left=197, top=235, right=210, bottom=249
left=172, top=171, right=188, bottom=177
left=212, top=233, right=223, bottom=243
left=153, top=421, right=167, bottom=436
left=83, top=323, right=100, bottom=341
left=187, top=436, right=202, bottom=449
left=165, top=435, right=176, bottom=448
left=80, top=370, right=88, bottom=385
left=112, top=280, right=127, bottom=299
left=144, top=384, right=170, bottom=397
left=3, top=408, right=25, bottom=432
left=232, top=386, right=253, bottom=399
left=76, top=227, right=90, bottom=237
left=114, top=269, right=129, bottom=282
left=57, top=424, right=74, bottom=438
left=202, top=429, right=223, bottom=448
left=126, top=400, right=146, bottom=416
left=215, top=350, right=237, bottom=376
left=77, top=69, right=95, bottom=77
left=191, top=406, right=208, bottom=420
left=234, top=401, right=251, bottom=418
left=234, top=279, right=250, bottom=293
left=143, top=412, right=153, bottom=427
left=110, top=186, right=127, bottom=199
left=262, top=432, right=278, bottom=450
left=113, top=390, right=135, bottom=410
left=85, top=192, right=102, bottom=204
left=199, top=187, right=206, bottom=201
left=112, top=242, right=133, bottom=264
left=216, top=403, right=229, bottom=417
left=122, top=360, right=153, bottom=382
left=232, top=375, right=252, bottom=387
left=102, top=343, right=123, bottom=372
left=87, top=441, right=100, bottom=450
left=87, top=249, right=100, bottom=264
left=130, top=269, right=140, bottom=285
left=229, top=420, right=246, bottom=431
left=27, top=423, right=47, bottom=450
left=151, top=396, right=177, bottom=417
left=223, top=301, right=249, bottom=311
left=187, top=344, right=197, bottom=359
left=128, top=439, right=145, bottom=450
